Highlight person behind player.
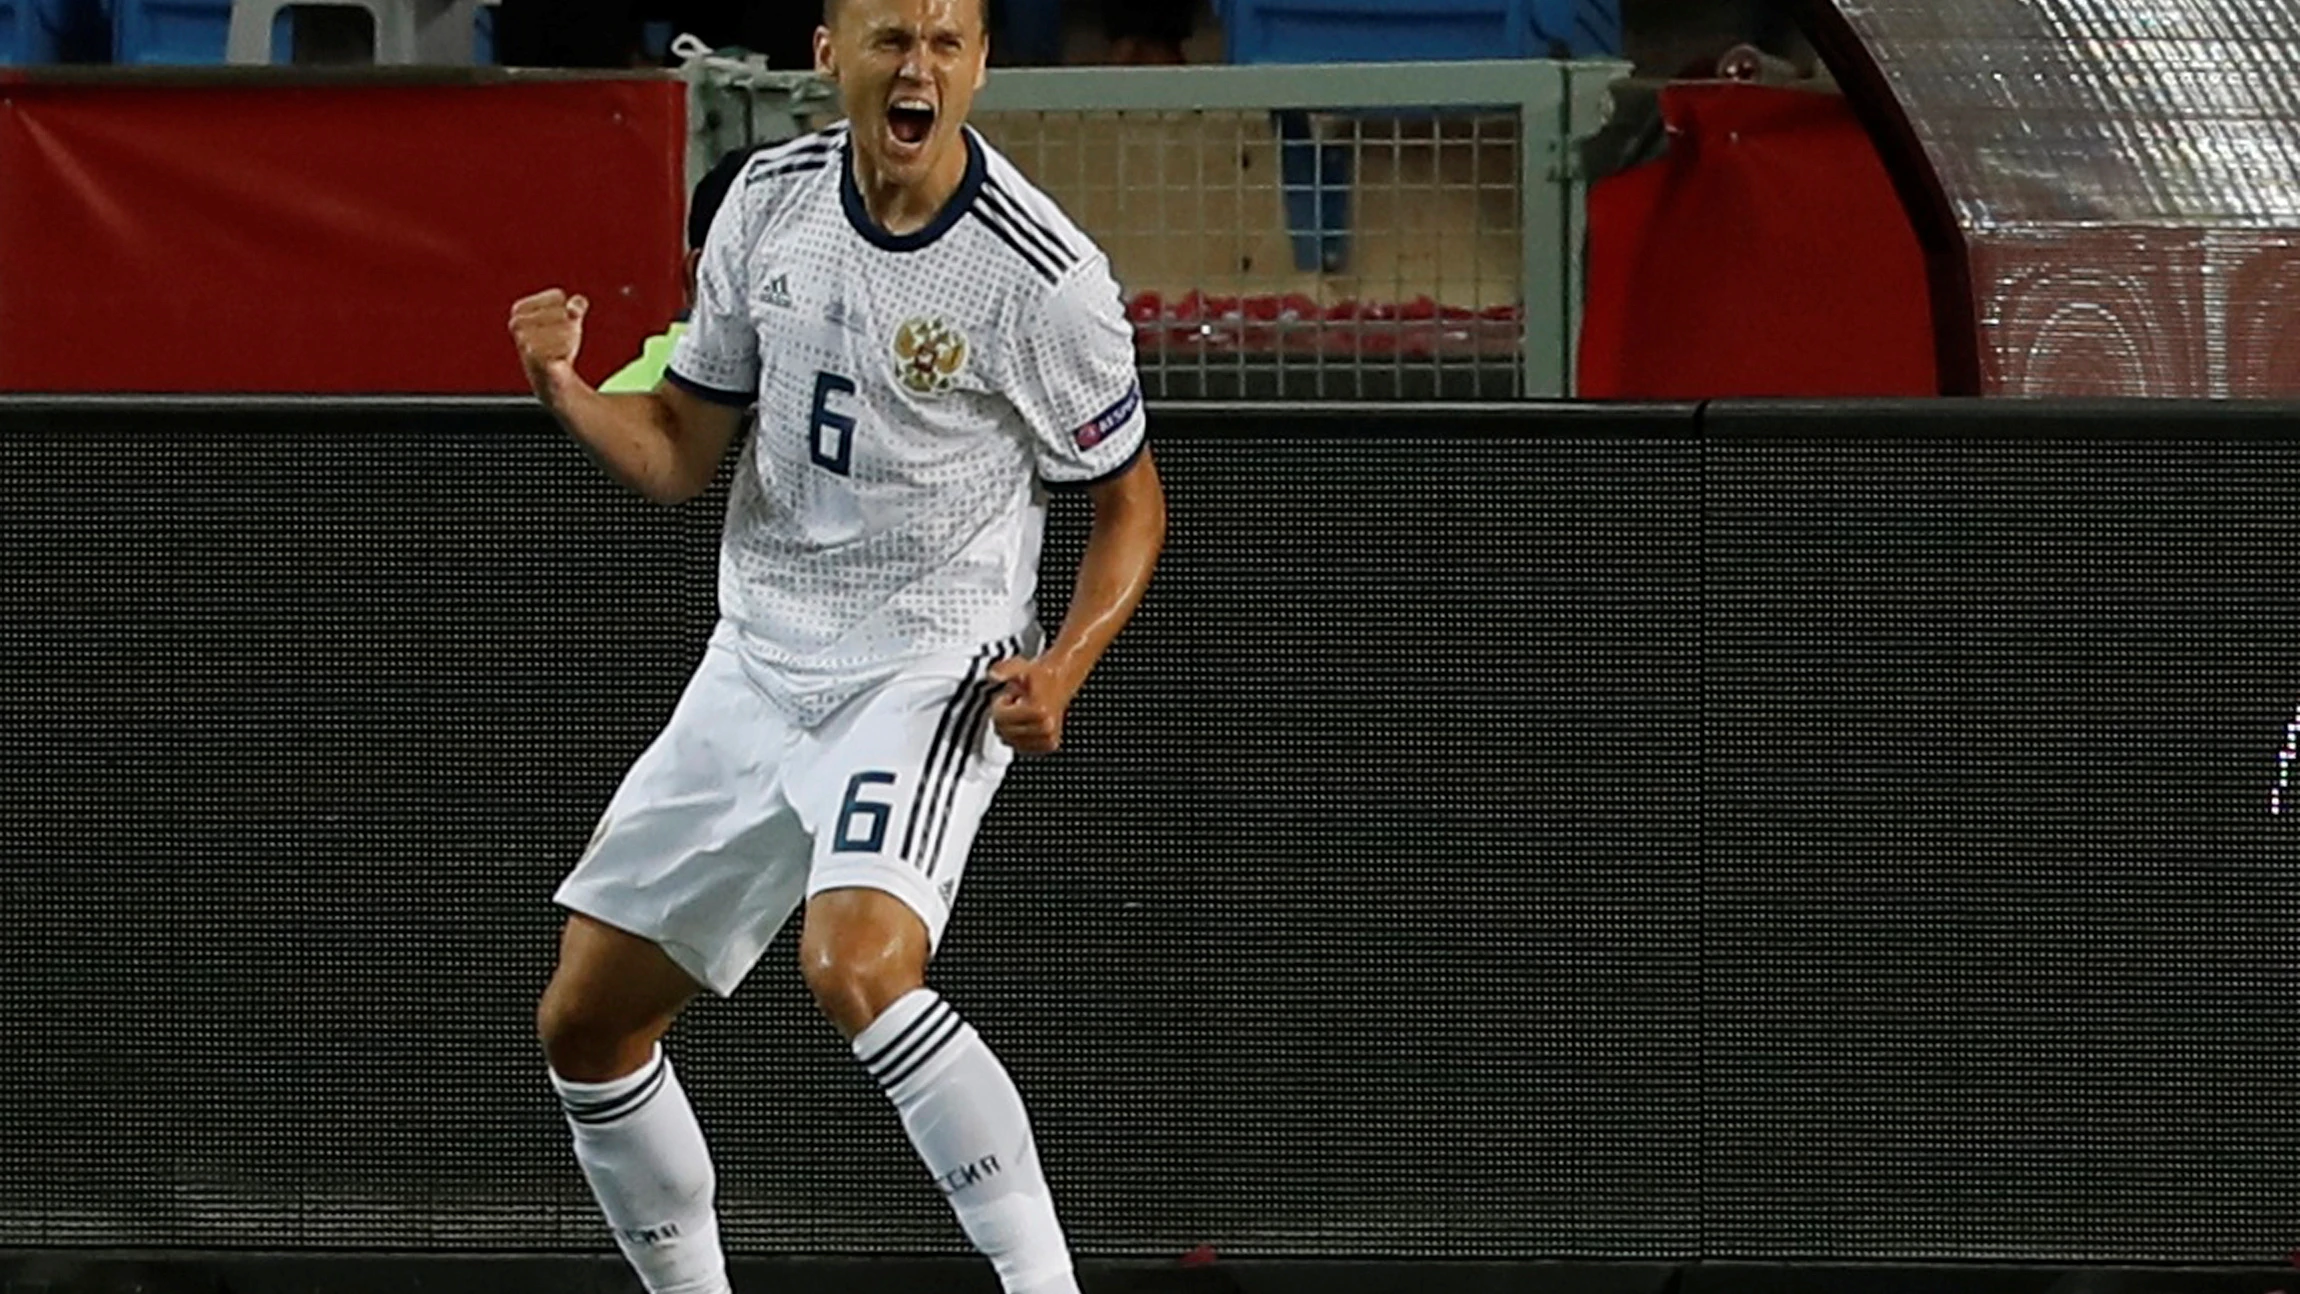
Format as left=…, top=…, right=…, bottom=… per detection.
left=599, top=143, right=765, bottom=395
left=504, top=0, right=1166, bottom=1290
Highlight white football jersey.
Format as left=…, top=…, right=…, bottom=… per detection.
left=665, top=122, right=1147, bottom=726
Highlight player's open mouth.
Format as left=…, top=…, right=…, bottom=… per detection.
left=887, top=99, right=936, bottom=151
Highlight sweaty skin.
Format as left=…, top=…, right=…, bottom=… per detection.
left=816, top=0, right=989, bottom=237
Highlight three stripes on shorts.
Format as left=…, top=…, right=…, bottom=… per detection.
left=900, top=636, right=1023, bottom=875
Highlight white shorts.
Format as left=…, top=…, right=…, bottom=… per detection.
left=554, top=621, right=1026, bottom=997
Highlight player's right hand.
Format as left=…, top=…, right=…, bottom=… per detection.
left=509, top=288, right=587, bottom=388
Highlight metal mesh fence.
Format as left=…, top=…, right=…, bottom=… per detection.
left=966, top=108, right=1526, bottom=401
left=689, top=60, right=1626, bottom=400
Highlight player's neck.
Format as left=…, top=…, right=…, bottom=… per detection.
left=848, top=136, right=973, bottom=237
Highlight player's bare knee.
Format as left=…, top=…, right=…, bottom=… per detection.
left=534, top=976, right=597, bottom=1074
left=536, top=975, right=654, bottom=1081
left=533, top=914, right=697, bottom=1079
left=799, top=935, right=923, bottom=1039
left=799, top=890, right=930, bottom=1036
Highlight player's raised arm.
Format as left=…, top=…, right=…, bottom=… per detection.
left=1052, top=446, right=1166, bottom=680
left=989, top=446, right=1166, bottom=754
left=990, top=253, right=1169, bottom=753
left=510, top=288, right=744, bottom=506
left=509, top=145, right=763, bottom=507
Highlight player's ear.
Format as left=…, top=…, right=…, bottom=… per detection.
left=813, top=25, right=835, bottom=76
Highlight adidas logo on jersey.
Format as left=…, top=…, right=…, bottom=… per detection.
left=762, top=273, right=794, bottom=310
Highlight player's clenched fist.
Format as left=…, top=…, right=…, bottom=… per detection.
left=987, top=655, right=1078, bottom=755
left=508, top=288, right=587, bottom=387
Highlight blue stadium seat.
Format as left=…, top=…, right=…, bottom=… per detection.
left=1211, top=0, right=1621, bottom=273
left=1, top=0, right=68, bottom=63
left=112, top=0, right=492, bottom=64
left=114, top=0, right=283, bottom=62
left=1215, top=0, right=1621, bottom=64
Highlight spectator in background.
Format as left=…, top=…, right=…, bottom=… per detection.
left=600, top=144, right=764, bottom=393
left=1104, top=0, right=1194, bottom=63
left=988, top=0, right=1065, bottom=64
left=1622, top=0, right=1811, bottom=79
left=988, top=0, right=1203, bottom=67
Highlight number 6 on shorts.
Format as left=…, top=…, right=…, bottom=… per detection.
left=833, top=770, right=898, bottom=853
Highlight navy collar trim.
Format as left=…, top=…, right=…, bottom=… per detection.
left=840, top=127, right=986, bottom=252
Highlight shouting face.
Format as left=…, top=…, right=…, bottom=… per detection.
left=817, top=0, right=989, bottom=197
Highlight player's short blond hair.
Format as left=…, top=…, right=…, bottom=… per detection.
left=822, top=0, right=991, bottom=31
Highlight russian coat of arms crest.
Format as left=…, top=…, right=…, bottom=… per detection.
left=892, top=316, right=968, bottom=395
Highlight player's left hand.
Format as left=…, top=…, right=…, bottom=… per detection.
left=987, top=655, right=1079, bottom=755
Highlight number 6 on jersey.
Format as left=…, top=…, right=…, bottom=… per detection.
left=832, top=769, right=897, bottom=853
left=810, top=371, right=858, bottom=476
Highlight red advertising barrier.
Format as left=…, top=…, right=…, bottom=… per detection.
left=0, top=71, right=685, bottom=394
left=1578, top=82, right=1937, bottom=399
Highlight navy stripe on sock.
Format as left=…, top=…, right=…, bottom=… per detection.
left=879, top=1012, right=968, bottom=1094
left=858, top=998, right=952, bottom=1074
left=563, top=1053, right=668, bottom=1125
left=866, top=1001, right=960, bottom=1086
left=559, top=1050, right=664, bottom=1113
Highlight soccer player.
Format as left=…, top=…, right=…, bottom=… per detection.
left=503, top=0, right=1168, bottom=1289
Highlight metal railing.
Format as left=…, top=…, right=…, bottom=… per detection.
left=685, top=55, right=1626, bottom=399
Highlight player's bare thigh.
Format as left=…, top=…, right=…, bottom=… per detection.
left=536, top=913, right=704, bottom=1082
left=800, top=887, right=930, bottom=1040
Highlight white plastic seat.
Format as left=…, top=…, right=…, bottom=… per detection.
left=225, top=0, right=494, bottom=65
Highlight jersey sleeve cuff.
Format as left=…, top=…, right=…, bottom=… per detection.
left=665, top=366, right=755, bottom=408
left=1041, top=435, right=1146, bottom=492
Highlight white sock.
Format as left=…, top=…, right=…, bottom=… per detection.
left=550, top=1046, right=731, bottom=1294
left=854, top=990, right=1080, bottom=1294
